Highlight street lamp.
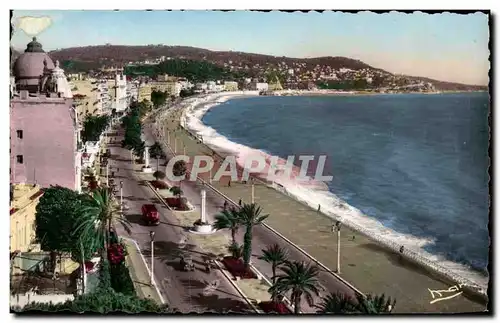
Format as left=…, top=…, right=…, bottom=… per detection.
left=120, top=181, right=124, bottom=215
left=251, top=177, right=255, bottom=204
left=149, top=231, right=155, bottom=286
left=333, top=221, right=342, bottom=273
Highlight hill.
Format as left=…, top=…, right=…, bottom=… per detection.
left=10, top=44, right=487, bottom=91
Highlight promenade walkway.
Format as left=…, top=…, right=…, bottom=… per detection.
left=158, top=107, right=487, bottom=313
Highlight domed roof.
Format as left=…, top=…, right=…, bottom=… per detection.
left=13, top=37, right=55, bottom=80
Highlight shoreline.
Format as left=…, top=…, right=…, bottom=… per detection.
left=160, top=92, right=488, bottom=299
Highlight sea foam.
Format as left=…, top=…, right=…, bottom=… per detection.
left=182, top=92, right=489, bottom=292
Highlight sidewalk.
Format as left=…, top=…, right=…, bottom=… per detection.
left=122, top=239, right=164, bottom=305
left=156, top=107, right=487, bottom=313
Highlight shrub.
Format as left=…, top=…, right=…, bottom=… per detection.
left=107, top=242, right=127, bottom=265
left=16, top=287, right=170, bottom=313
left=153, top=170, right=166, bottom=181
left=99, top=260, right=111, bottom=290
left=221, top=256, right=257, bottom=279
left=110, top=262, right=135, bottom=296
left=151, top=180, right=168, bottom=190
left=258, top=301, right=291, bottom=314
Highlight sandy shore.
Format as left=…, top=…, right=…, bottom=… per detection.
left=153, top=93, right=487, bottom=313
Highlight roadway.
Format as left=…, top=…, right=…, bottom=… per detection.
left=141, top=119, right=359, bottom=313
left=105, top=126, right=254, bottom=314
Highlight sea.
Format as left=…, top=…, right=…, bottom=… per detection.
left=188, top=92, right=490, bottom=288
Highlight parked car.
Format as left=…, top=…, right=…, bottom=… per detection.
left=141, top=204, right=160, bottom=226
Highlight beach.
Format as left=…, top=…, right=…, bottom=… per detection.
left=154, top=92, right=487, bottom=312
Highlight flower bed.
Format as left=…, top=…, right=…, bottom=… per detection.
left=258, top=301, right=291, bottom=314
left=165, top=197, right=191, bottom=211
left=221, top=256, right=258, bottom=279
left=108, top=242, right=127, bottom=265
left=193, top=219, right=210, bottom=226
left=150, top=180, right=168, bottom=190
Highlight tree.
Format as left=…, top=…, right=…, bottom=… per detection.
left=315, top=292, right=357, bottom=314
left=16, top=287, right=171, bottom=313
left=81, top=115, right=109, bottom=142
left=151, top=90, right=168, bottom=109
left=354, top=294, right=396, bottom=314
left=238, top=203, right=269, bottom=269
left=259, top=244, right=289, bottom=285
left=213, top=208, right=241, bottom=245
left=149, top=142, right=163, bottom=159
left=172, top=160, right=187, bottom=191
left=74, top=188, right=130, bottom=262
left=169, top=186, right=183, bottom=200
left=153, top=170, right=166, bottom=181
left=316, top=293, right=396, bottom=314
left=133, top=141, right=146, bottom=161
left=35, top=186, right=84, bottom=273
left=180, top=88, right=195, bottom=98
left=269, top=261, right=322, bottom=314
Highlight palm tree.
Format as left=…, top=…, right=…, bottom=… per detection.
left=74, top=188, right=130, bottom=261
left=354, top=294, right=396, bottom=314
left=259, top=244, right=289, bottom=285
left=238, top=203, right=269, bottom=268
left=213, top=208, right=241, bottom=245
left=269, top=261, right=322, bottom=314
left=316, top=292, right=357, bottom=314
left=227, top=242, right=243, bottom=260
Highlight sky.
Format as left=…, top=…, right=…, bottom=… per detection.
left=10, top=10, right=490, bottom=85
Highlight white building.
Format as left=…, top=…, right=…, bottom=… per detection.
left=207, top=81, right=217, bottom=92
left=251, top=82, right=269, bottom=92
left=128, top=81, right=139, bottom=102
left=113, top=74, right=128, bottom=113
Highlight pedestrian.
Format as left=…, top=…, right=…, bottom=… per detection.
left=228, top=179, right=231, bottom=187
left=317, top=204, right=321, bottom=212
left=238, top=199, right=242, bottom=206
left=223, top=201, right=228, bottom=211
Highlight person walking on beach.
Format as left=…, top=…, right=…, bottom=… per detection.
left=317, top=204, right=321, bottom=212
left=228, top=179, right=231, bottom=187
left=238, top=199, right=242, bottom=206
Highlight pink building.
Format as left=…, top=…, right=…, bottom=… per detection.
left=10, top=38, right=81, bottom=191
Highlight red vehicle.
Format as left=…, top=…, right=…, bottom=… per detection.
left=141, top=204, right=160, bottom=226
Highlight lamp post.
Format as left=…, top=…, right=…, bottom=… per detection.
left=80, top=242, right=87, bottom=295
left=332, top=221, right=342, bottom=273
left=106, top=163, right=109, bottom=187
left=251, top=177, right=255, bottom=204
left=120, top=181, right=123, bottom=215
left=149, top=231, right=155, bottom=286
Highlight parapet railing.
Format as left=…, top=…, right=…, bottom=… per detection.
left=155, top=98, right=488, bottom=300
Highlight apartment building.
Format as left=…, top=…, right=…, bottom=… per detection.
left=10, top=184, right=42, bottom=253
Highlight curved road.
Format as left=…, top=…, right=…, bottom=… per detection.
left=143, top=115, right=359, bottom=313
left=106, top=127, right=254, bottom=314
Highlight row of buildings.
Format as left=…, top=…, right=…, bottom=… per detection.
left=9, top=38, right=129, bottom=258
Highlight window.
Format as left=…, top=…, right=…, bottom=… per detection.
left=16, top=130, right=23, bottom=139
left=16, top=155, right=23, bottom=164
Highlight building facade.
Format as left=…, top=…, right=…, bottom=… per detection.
left=224, top=81, right=239, bottom=92
left=112, top=74, right=128, bottom=113
left=11, top=37, right=80, bottom=191
left=10, top=184, right=43, bottom=253
left=138, top=82, right=152, bottom=102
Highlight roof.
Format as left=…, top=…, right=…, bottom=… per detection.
left=13, top=38, right=55, bottom=80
